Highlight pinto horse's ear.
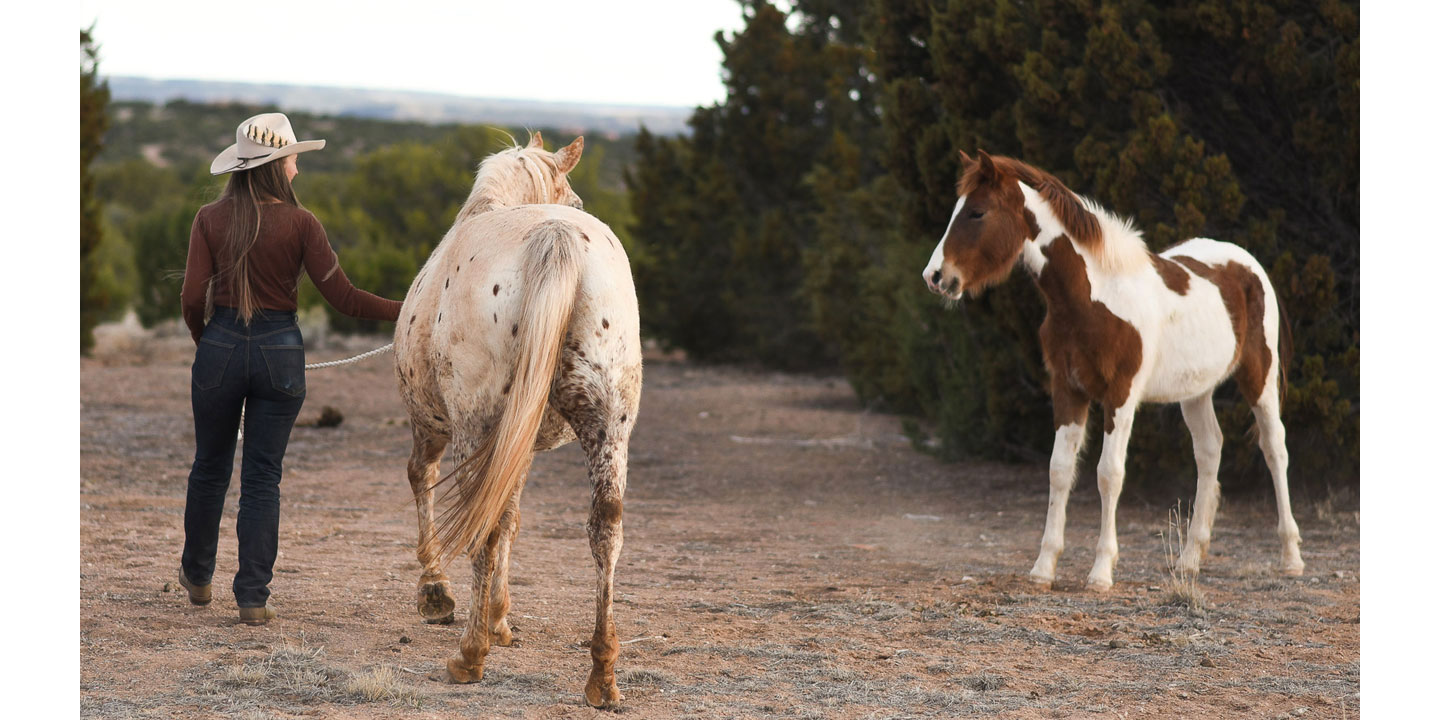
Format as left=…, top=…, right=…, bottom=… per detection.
left=527, top=131, right=544, bottom=149
left=958, top=149, right=974, bottom=167
left=554, top=136, right=584, bottom=174
left=977, top=150, right=998, bottom=178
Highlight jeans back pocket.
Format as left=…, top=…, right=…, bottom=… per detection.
left=260, top=345, right=307, bottom=398
left=192, top=338, right=236, bottom=390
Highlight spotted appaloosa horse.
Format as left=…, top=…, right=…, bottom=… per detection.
left=922, top=150, right=1303, bottom=591
left=394, top=132, right=641, bottom=706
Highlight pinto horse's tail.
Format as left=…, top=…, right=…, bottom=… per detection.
left=433, top=219, right=583, bottom=566
left=1276, top=292, right=1293, bottom=411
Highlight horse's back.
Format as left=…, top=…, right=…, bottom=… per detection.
left=394, top=205, right=639, bottom=438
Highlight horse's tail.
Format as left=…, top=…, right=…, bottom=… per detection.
left=433, top=219, right=584, bottom=566
left=1275, top=290, right=1293, bottom=411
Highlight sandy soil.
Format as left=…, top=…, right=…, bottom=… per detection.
left=80, top=323, right=1359, bottom=719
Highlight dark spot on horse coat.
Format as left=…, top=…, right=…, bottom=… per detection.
left=511, top=324, right=519, bottom=337
left=445, top=278, right=449, bottom=289
left=410, top=315, right=416, bottom=325
left=1150, top=253, right=1190, bottom=295
left=1034, top=236, right=1143, bottom=433
left=581, top=232, right=590, bottom=243
left=620, top=414, right=626, bottom=423
left=437, top=312, right=443, bottom=322
left=1170, top=256, right=1273, bottom=404
left=493, top=285, right=500, bottom=296
left=502, top=381, right=512, bottom=394
left=493, top=313, right=497, bottom=323
left=602, top=318, right=609, bottom=329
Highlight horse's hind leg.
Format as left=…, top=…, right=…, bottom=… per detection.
left=407, top=427, right=457, bottom=623
left=446, top=527, right=502, bottom=683
left=579, top=421, right=629, bottom=708
left=1178, top=392, right=1223, bottom=575
left=554, top=381, right=635, bottom=708
left=1252, top=390, right=1304, bottom=576
left=486, top=486, right=523, bottom=646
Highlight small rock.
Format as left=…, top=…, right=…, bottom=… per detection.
left=162, top=582, right=174, bottom=593
left=1178, top=691, right=1190, bottom=699
left=1108, top=638, right=1127, bottom=649
left=1200, top=657, right=1217, bottom=668
left=1332, top=570, right=1345, bottom=578
left=961, top=576, right=976, bottom=583
left=399, top=635, right=411, bottom=644
left=316, top=406, right=344, bottom=428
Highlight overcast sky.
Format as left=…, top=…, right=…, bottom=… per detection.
left=78, top=0, right=750, bottom=108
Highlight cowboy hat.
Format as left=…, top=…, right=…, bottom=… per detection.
left=210, top=112, right=326, bottom=175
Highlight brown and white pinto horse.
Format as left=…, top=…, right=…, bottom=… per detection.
left=922, top=151, right=1303, bottom=591
left=394, top=133, right=641, bottom=705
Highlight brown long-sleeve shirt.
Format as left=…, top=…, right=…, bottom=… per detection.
left=181, top=199, right=403, bottom=342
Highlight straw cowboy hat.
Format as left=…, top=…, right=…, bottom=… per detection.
left=210, top=112, right=326, bottom=175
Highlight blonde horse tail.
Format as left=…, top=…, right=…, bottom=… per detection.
left=433, top=219, right=584, bottom=566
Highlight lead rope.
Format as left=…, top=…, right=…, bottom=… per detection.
left=238, top=343, right=395, bottom=439
left=304, top=342, right=394, bottom=370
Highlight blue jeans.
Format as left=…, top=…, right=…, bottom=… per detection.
left=181, top=307, right=306, bottom=608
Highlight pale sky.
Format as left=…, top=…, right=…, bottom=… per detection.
left=78, top=0, right=750, bottom=108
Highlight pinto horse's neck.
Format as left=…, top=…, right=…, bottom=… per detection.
left=1015, top=181, right=1148, bottom=305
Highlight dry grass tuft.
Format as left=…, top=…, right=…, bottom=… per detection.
left=209, top=638, right=423, bottom=710
left=1160, top=504, right=1206, bottom=616
left=342, top=666, right=421, bottom=705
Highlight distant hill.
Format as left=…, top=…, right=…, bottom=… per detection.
left=106, top=76, right=694, bottom=137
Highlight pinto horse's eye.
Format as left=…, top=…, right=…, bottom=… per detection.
left=969, top=210, right=986, bottom=219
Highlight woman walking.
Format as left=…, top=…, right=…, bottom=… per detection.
left=177, top=113, right=403, bottom=624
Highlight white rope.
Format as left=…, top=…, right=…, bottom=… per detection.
left=304, top=342, right=394, bottom=370
left=239, top=342, right=394, bottom=439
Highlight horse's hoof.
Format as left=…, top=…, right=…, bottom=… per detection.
left=444, top=657, right=484, bottom=684
left=1085, top=577, right=1114, bottom=593
left=584, top=678, right=623, bottom=708
left=1280, top=560, right=1305, bottom=577
left=1028, top=571, right=1054, bottom=589
left=491, top=626, right=516, bottom=646
left=417, top=580, right=456, bottom=623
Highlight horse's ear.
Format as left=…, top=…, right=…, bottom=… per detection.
left=554, top=136, right=584, bottom=174
left=958, top=149, right=974, bottom=167
left=527, top=131, right=544, bottom=149
left=977, top=150, right=998, bottom=178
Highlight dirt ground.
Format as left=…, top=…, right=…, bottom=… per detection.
left=80, top=320, right=1359, bottom=719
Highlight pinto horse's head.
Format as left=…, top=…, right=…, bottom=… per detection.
left=922, top=150, right=1036, bottom=301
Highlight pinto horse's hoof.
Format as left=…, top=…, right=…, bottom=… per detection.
left=584, top=676, right=623, bottom=708
left=440, top=657, right=484, bottom=684
left=417, top=580, right=456, bottom=624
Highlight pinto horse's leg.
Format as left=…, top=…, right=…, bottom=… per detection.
left=407, top=427, right=456, bottom=624
left=1178, top=392, right=1223, bottom=575
left=1252, top=391, right=1304, bottom=576
left=1030, top=384, right=1089, bottom=587
left=1088, top=401, right=1137, bottom=591
left=486, top=486, right=523, bottom=646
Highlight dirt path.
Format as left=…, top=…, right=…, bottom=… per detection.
left=80, top=329, right=1359, bottom=719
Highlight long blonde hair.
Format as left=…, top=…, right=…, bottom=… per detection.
left=213, top=159, right=299, bottom=323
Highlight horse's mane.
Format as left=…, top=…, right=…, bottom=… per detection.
left=964, top=155, right=1149, bottom=274
left=455, top=138, right=561, bottom=223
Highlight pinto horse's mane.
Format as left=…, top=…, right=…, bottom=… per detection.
left=963, top=155, right=1149, bottom=274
